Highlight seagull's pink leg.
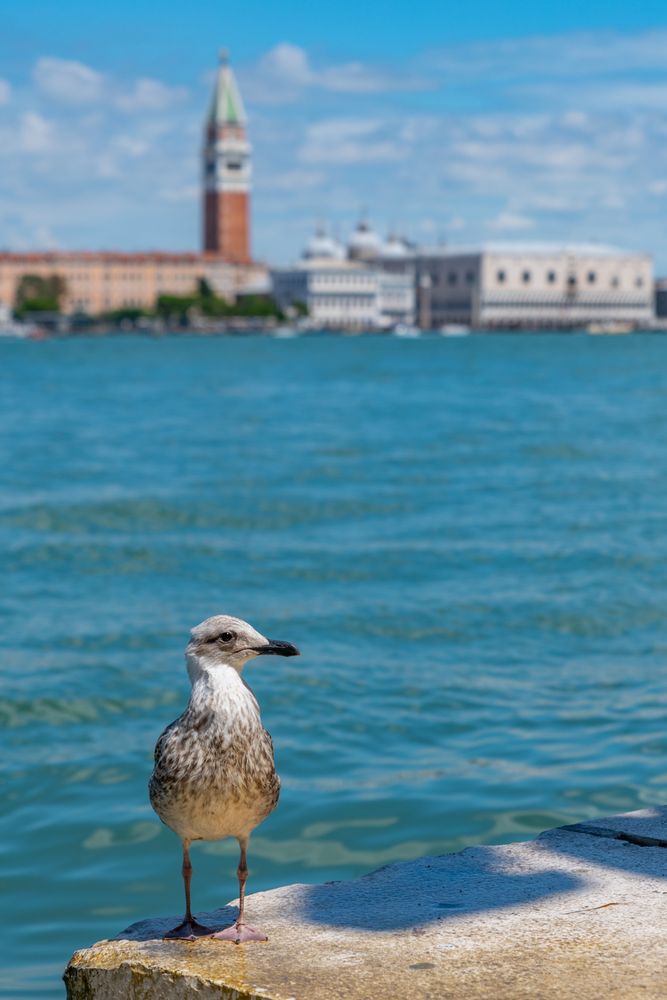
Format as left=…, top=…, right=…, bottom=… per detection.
left=212, top=838, right=267, bottom=943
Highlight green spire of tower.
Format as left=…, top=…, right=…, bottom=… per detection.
left=208, top=49, right=247, bottom=127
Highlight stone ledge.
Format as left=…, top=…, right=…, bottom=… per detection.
left=64, top=806, right=667, bottom=1000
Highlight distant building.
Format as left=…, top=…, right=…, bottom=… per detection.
left=0, top=252, right=266, bottom=315
left=655, top=278, right=667, bottom=320
left=417, top=244, right=654, bottom=329
left=0, top=52, right=261, bottom=316
left=202, top=50, right=252, bottom=263
left=271, top=221, right=416, bottom=330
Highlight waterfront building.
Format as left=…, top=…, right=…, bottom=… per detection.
left=0, top=252, right=266, bottom=316
left=271, top=222, right=416, bottom=330
left=655, top=278, right=667, bottom=320
left=371, top=229, right=417, bottom=327
left=202, top=50, right=252, bottom=262
left=416, top=244, right=654, bottom=329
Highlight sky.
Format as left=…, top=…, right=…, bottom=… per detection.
left=3, top=0, right=667, bottom=268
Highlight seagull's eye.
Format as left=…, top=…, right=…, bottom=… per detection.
left=219, top=631, right=235, bottom=643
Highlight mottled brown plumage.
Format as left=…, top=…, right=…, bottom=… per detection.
left=149, top=615, right=299, bottom=943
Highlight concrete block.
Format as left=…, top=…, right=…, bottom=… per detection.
left=64, top=808, right=667, bottom=999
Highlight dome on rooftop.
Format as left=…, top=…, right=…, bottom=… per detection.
left=348, top=219, right=382, bottom=260
left=381, top=234, right=411, bottom=258
left=303, top=226, right=345, bottom=261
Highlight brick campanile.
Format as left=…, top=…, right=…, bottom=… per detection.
left=202, top=50, right=251, bottom=262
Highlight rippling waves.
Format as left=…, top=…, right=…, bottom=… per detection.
left=2, top=333, right=667, bottom=997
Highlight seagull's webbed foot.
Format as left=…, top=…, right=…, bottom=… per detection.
left=164, top=917, right=214, bottom=941
left=212, top=922, right=268, bottom=944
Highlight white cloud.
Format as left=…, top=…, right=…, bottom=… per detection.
left=318, top=61, right=413, bottom=94
left=0, top=79, right=11, bottom=105
left=114, top=78, right=188, bottom=112
left=33, top=57, right=187, bottom=115
left=398, top=117, right=440, bottom=143
left=430, top=30, right=667, bottom=82
left=260, top=44, right=312, bottom=88
left=159, top=184, right=198, bottom=203
left=261, top=168, right=326, bottom=191
left=588, top=82, right=667, bottom=110
left=560, top=111, right=589, bottom=130
left=19, top=113, right=57, bottom=153
left=489, top=211, right=535, bottom=231
left=521, top=192, right=581, bottom=213
left=300, top=118, right=407, bottom=165
left=244, top=43, right=430, bottom=104
left=94, top=154, right=121, bottom=180
left=34, top=57, right=104, bottom=104
left=111, top=135, right=150, bottom=158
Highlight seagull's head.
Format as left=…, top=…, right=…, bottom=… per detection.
left=185, top=614, right=300, bottom=680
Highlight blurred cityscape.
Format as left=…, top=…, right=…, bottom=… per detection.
left=1, top=50, right=665, bottom=336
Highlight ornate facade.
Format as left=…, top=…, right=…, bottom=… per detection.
left=271, top=221, right=416, bottom=330
left=416, top=244, right=654, bottom=329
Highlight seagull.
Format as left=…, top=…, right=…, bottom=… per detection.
left=149, top=615, right=299, bottom=943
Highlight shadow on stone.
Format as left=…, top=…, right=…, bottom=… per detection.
left=293, top=847, right=581, bottom=931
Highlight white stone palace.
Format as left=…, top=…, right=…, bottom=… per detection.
left=416, top=243, right=654, bottom=330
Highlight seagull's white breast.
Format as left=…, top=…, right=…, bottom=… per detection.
left=149, top=664, right=280, bottom=843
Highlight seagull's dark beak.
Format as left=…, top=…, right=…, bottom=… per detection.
left=254, top=639, right=300, bottom=657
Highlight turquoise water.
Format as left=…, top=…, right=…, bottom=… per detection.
left=3, top=332, right=667, bottom=997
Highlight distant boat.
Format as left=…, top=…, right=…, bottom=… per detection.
left=272, top=326, right=300, bottom=338
left=439, top=324, right=470, bottom=337
left=392, top=324, right=421, bottom=338
left=586, top=322, right=633, bottom=336
left=0, top=304, right=40, bottom=339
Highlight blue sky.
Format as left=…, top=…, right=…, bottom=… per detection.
left=3, top=1, right=667, bottom=268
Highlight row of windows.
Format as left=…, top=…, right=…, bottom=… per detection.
left=432, top=298, right=473, bottom=309
left=27, top=271, right=195, bottom=284
left=63, top=271, right=138, bottom=281
left=71, top=297, right=146, bottom=309
left=481, top=299, right=650, bottom=309
left=436, top=270, right=476, bottom=287
left=380, top=283, right=414, bottom=293
left=313, top=296, right=374, bottom=308
left=496, top=269, right=645, bottom=288
left=313, top=276, right=375, bottom=288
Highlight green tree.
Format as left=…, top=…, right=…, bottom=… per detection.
left=101, top=307, right=150, bottom=324
left=231, top=294, right=283, bottom=319
left=15, top=273, right=66, bottom=315
left=155, top=294, right=198, bottom=323
left=197, top=277, right=215, bottom=299
left=199, top=294, right=231, bottom=318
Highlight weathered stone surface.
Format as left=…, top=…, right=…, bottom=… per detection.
left=65, top=807, right=667, bottom=1000
left=562, top=804, right=667, bottom=846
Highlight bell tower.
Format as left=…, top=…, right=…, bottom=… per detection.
left=202, top=50, right=251, bottom=262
